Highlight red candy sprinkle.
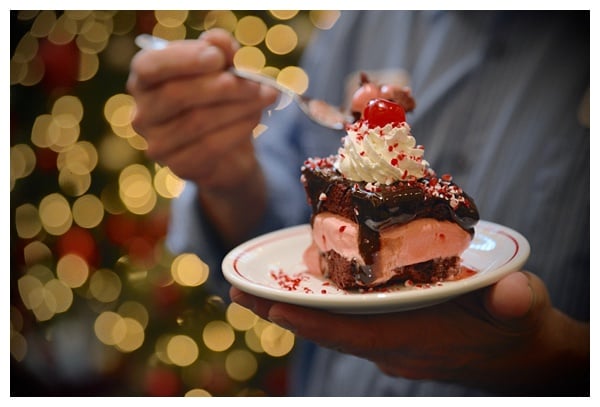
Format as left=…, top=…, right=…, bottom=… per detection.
left=270, top=269, right=308, bottom=291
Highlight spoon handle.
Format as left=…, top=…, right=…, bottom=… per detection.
left=229, top=68, right=296, bottom=98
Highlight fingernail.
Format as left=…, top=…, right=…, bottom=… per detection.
left=198, top=45, right=219, bottom=59
left=513, top=271, right=534, bottom=314
left=198, top=46, right=225, bottom=69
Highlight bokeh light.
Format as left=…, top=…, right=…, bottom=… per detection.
left=95, top=311, right=126, bottom=345
left=154, top=166, right=185, bottom=199
left=79, top=52, right=100, bottom=81
left=12, top=32, right=38, bottom=63
left=155, top=10, right=189, bottom=28
left=11, top=312, right=27, bottom=368
left=30, top=11, right=56, bottom=38
left=89, top=268, right=122, bottom=303
left=48, top=13, right=77, bottom=44
left=17, top=270, right=74, bottom=322
left=118, top=301, right=149, bottom=329
left=226, top=302, right=259, bottom=331
left=233, top=46, right=266, bottom=72
left=225, top=349, right=258, bottom=381
left=265, top=24, right=298, bottom=55
left=23, top=241, right=53, bottom=266
left=98, top=133, right=141, bottom=172
left=260, top=324, right=295, bottom=357
left=185, top=388, right=212, bottom=397
left=203, top=10, right=237, bottom=32
left=38, top=193, right=73, bottom=235
left=58, top=167, right=91, bottom=196
left=52, top=94, right=83, bottom=121
left=166, top=335, right=199, bottom=367
left=119, top=164, right=157, bottom=215
left=245, top=319, right=268, bottom=353
left=56, top=253, right=89, bottom=288
left=269, top=10, right=299, bottom=20
left=277, top=66, right=309, bottom=95
left=203, top=321, right=235, bottom=352
left=57, top=141, right=98, bottom=174
left=235, top=15, right=267, bottom=46
left=171, top=253, right=209, bottom=287
left=11, top=144, right=37, bottom=188
left=72, top=194, right=104, bottom=228
left=115, top=317, right=145, bottom=352
left=15, top=203, right=42, bottom=239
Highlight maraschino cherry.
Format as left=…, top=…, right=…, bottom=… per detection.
left=362, top=98, right=406, bottom=128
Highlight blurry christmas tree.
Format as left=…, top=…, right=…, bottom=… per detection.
left=10, top=10, right=340, bottom=396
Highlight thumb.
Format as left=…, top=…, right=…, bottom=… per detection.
left=484, top=271, right=535, bottom=321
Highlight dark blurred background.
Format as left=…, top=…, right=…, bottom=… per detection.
left=10, top=10, right=341, bottom=396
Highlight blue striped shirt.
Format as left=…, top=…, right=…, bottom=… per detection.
left=168, top=11, right=589, bottom=396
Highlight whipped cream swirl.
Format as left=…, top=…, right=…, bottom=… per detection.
left=335, top=121, right=429, bottom=184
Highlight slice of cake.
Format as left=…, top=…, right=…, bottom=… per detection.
left=300, top=87, right=479, bottom=290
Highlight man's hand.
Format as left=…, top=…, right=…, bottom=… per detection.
left=230, top=271, right=589, bottom=395
left=127, top=29, right=277, bottom=190
left=127, top=29, right=278, bottom=245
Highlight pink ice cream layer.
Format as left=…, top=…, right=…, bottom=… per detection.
left=303, top=212, right=472, bottom=285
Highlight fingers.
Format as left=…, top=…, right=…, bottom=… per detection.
left=231, top=271, right=548, bottom=356
left=152, top=110, right=264, bottom=184
left=128, top=42, right=227, bottom=92
left=131, top=70, right=272, bottom=128
left=128, top=29, right=240, bottom=93
left=229, top=287, right=391, bottom=353
left=126, top=29, right=279, bottom=188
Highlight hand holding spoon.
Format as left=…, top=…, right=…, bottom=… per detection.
left=134, top=34, right=353, bottom=131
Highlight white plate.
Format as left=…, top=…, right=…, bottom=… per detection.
left=222, top=220, right=530, bottom=314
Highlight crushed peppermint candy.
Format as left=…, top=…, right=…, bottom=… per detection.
left=270, top=268, right=309, bottom=291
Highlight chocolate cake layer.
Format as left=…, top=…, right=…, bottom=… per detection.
left=320, top=250, right=462, bottom=289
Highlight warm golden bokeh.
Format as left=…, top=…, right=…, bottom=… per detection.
left=11, top=10, right=340, bottom=396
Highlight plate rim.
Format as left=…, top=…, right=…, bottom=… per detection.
left=222, top=220, right=530, bottom=314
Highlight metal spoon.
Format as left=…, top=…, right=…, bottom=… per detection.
left=134, top=34, right=352, bottom=131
